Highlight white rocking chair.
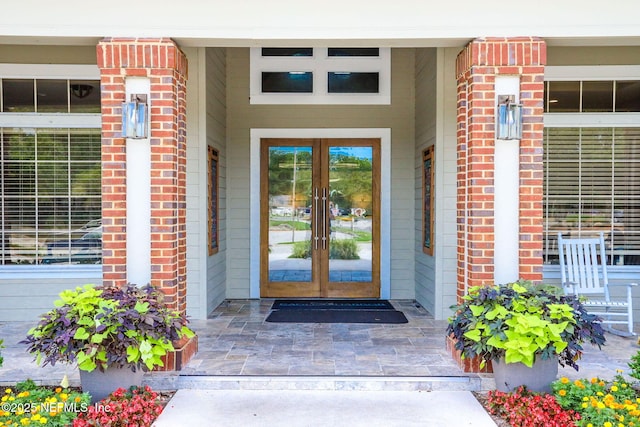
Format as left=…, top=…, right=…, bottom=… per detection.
left=557, top=232, right=637, bottom=336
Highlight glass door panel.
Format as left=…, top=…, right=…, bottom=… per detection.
left=327, top=146, right=373, bottom=283
left=264, top=143, right=317, bottom=294
left=261, top=138, right=379, bottom=298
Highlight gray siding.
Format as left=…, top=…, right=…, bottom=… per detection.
left=205, top=48, right=227, bottom=315
left=414, top=48, right=460, bottom=320
left=226, top=48, right=416, bottom=299
left=0, top=268, right=102, bottom=321
left=414, top=49, right=438, bottom=314
left=185, top=47, right=228, bottom=319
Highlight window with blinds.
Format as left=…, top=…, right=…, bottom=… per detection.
left=1, top=128, right=102, bottom=265
left=0, top=75, right=102, bottom=266
left=544, top=127, right=640, bottom=265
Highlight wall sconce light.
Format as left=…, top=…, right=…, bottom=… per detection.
left=496, top=95, right=522, bottom=140
left=122, top=94, right=148, bottom=139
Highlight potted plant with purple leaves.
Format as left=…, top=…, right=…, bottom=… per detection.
left=22, top=284, right=194, bottom=402
left=447, top=281, right=606, bottom=392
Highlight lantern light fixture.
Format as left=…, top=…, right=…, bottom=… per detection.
left=496, top=94, right=522, bottom=140
left=122, top=94, right=148, bottom=139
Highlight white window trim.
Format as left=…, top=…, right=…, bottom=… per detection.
left=0, top=64, right=99, bottom=79
left=250, top=48, right=391, bottom=105
left=543, top=65, right=640, bottom=279
left=544, top=66, right=640, bottom=128
left=545, top=65, right=640, bottom=81
left=249, top=128, right=392, bottom=299
left=0, top=64, right=102, bottom=277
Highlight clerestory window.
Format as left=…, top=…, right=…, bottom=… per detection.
left=250, top=47, right=390, bottom=104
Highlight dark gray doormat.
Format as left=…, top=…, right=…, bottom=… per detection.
left=271, top=299, right=395, bottom=311
left=265, top=308, right=408, bottom=324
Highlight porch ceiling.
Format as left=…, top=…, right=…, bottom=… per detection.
left=2, top=0, right=640, bottom=48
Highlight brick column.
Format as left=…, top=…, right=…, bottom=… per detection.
left=455, top=37, right=546, bottom=300
left=97, top=37, right=188, bottom=313
left=97, top=38, right=193, bottom=371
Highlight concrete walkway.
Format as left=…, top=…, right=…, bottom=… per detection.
left=152, top=389, right=497, bottom=427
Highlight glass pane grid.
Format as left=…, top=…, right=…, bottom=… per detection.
left=545, top=79, right=640, bottom=113
left=544, top=127, right=640, bottom=265
left=1, top=79, right=100, bottom=113
left=1, top=128, right=101, bottom=265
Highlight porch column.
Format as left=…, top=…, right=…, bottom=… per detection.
left=96, top=38, right=188, bottom=315
left=455, top=37, right=546, bottom=299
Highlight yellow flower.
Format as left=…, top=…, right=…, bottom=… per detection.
left=598, top=402, right=606, bottom=409
left=604, top=422, right=612, bottom=427
left=31, top=415, right=40, bottom=422
left=19, top=419, right=29, bottom=426
left=559, top=389, right=567, bottom=396
left=4, top=389, right=11, bottom=394
left=598, top=391, right=605, bottom=396
left=74, top=396, right=82, bottom=403
left=612, top=385, right=620, bottom=392
left=39, top=418, right=47, bottom=425
left=54, top=387, right=61, bottom=393
left=561, top=377, right=570, bottom=384
left=587, top=424, right=593, bottom=427
left=583, top=396, right=590, bottom=401
left=582, top=402, right=589, bottom=408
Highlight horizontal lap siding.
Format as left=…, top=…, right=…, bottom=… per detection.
left=205, top=48, right=227, bottom=315
left=0, top=274, right=102, bottom=321
left=226, top=48, right=416, bottom=299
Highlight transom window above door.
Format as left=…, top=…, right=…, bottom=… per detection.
left=250, top=47, right=390, bottom=105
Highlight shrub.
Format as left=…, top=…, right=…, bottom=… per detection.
left=288, top=239, right=360, bottom=260
left=289, top=240, right=312, bottom=258
left=0, top=379, right=91, bottom=427
left=329, top=239, right=359, bottom=260
left=487, top=386, right=579, bottom=427
left=73, top=386, right=164, bottom=427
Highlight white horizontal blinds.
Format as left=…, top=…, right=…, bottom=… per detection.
left=544, top=127, right=640, bottom=265
left=0, top=128, right=101, bottom=265
left=612, top=128, right=640, bottom=264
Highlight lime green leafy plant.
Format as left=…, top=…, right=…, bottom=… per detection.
left=447, top=281, right=606, bottom=369
left=22, top=284, right=194, bottom=372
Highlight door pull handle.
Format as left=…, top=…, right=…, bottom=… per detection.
left=313, top=188, right=319, bottom=250
left=321, top=187, right=327, bottom=250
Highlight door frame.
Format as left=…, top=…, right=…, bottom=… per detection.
left=250, top=128, right=391, bottom=299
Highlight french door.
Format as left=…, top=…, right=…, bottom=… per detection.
left=260, top=138, right=380, bottom=298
